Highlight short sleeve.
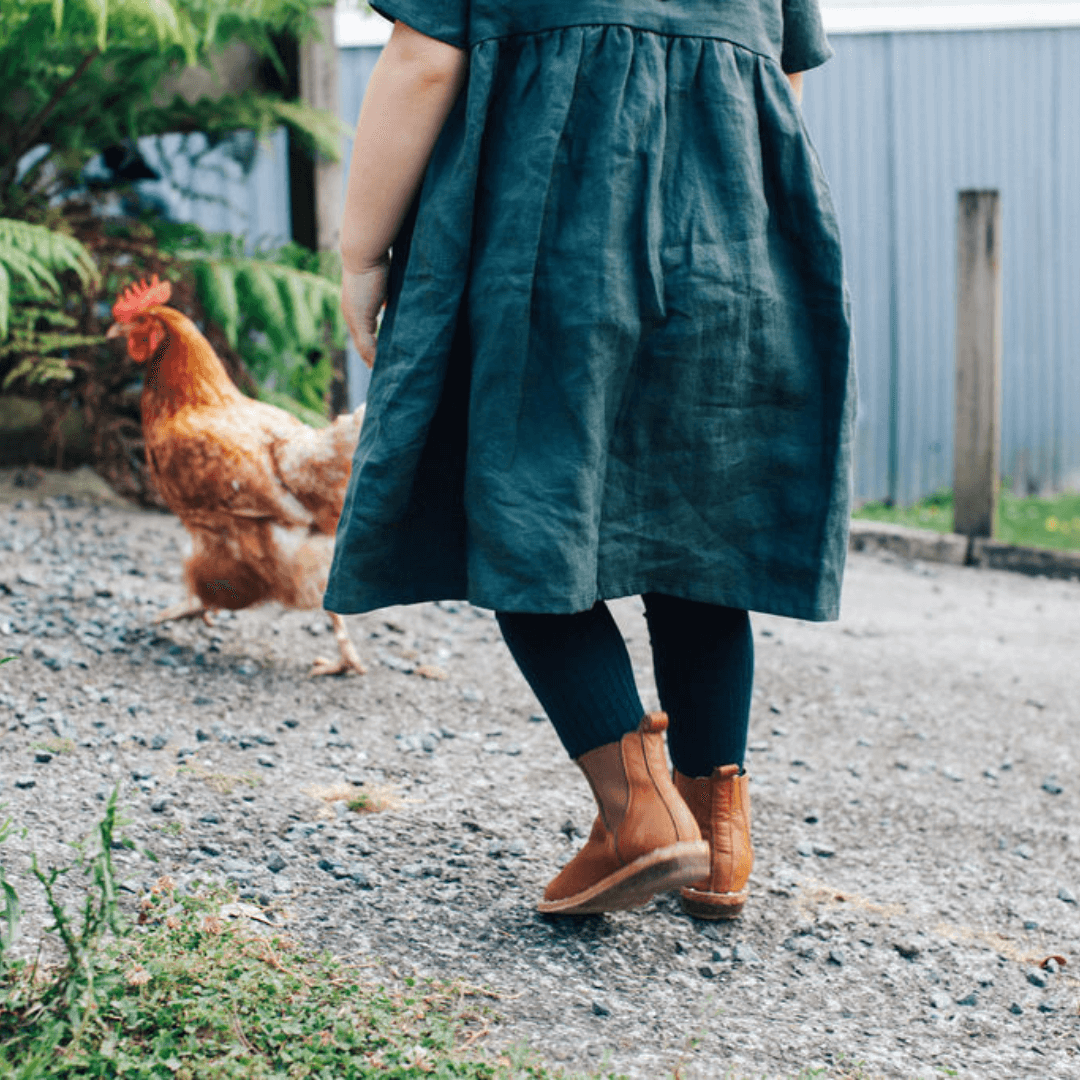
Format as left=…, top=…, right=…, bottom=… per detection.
left=781, top=0, right=833, bottom=73
left=370, top=0, right=468, bottom=48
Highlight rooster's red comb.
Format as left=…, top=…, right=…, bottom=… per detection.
left=112, top=275, right=172, bottom=322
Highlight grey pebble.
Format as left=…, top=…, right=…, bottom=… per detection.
left=267, top=853, right=287, bottom=873
left=1026, top=969, right=1048, bottom=988
left=1058, top=887, right=1077, bottom=904
left=257, top=755, right=276, bottom=768
left=591, top=1000, right=611, bottom=1017
left=1039, top=998, right=1062, bottom=1014
left=1042, top=776, right=1063, bottom=795
left=34, top=751, right=53, bottom=763
left=894, top=938, right=921, bottom=960
left=1008, top=1002, right=1023, bottom=1015
left=14, top=776, right=36, bottom=789
left=733, top=943, right=762, bottom=964
left=955, top=992, right=978, bottom=1007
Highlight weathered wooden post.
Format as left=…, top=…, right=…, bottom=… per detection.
left=954, top=190, right=1002, bottom=538
left=300, top=9, right=351, bottom=415
left=299, top=8, right=344, bottom=254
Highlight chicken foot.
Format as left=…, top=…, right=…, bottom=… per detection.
left=154, top=596, right=215, bottom=627
left=310, top=612, right=366, bottom=677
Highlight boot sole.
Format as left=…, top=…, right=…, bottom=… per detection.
left=679, top=885, right=748, bottom=920
left=537, top=841, right=710, bottom=915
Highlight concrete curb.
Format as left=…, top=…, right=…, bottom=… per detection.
left=849, top=519, right=1080, bottom=581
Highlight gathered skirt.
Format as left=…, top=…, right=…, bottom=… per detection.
left=325, top=25, right=856, bottom=620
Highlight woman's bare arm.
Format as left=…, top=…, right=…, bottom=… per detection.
left=339, top=21, right=467, bottom=362
left=787, top=71, right=804, bottom=103
left=340, top=21, right=467, bottom=274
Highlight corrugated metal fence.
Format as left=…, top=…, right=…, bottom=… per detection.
left=800, top=27, right=1080, bottom=503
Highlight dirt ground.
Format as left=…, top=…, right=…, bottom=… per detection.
left=1, top=474, right=1079, bottom=1078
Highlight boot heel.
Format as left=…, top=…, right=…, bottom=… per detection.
left=538, top=840, right=709, bottom=915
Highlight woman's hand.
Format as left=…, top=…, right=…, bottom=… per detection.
left=341, top=257, right=389, bottom=368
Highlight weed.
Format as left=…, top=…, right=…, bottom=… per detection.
left=348, top=792, right=373, bottom=812
left=0, top=798, right=584, bottom=1078
left=30, top=738, right=76, bottom=755
left=305, top=781, right=397, bottom=815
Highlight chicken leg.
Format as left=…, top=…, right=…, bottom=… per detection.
left=310, top=612, right=366, bottom=677
left=154, top=596, right=215, bottom=626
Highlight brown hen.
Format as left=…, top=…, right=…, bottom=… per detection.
left=106, top=275, right=365, bottom=676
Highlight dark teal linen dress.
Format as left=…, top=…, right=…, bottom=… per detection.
left=324, top=0, right=856, bottom=621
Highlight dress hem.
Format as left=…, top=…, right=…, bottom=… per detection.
left=324, top=578, right=840, bottom=623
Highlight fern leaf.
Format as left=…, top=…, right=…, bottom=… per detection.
left=235, top=262, right=288, bottom=351
left=2, top=354, right=75, bottom=390
left=134, top=0, right=183, bottom=47
left=0, top=263, right=8, bottom=342
left=193, top=259, right=239, bottom=348
left=0, top=243, right=59, bottom=297
left=276, top=267, right=318, bottom=350
left=0, top=219, right=97, bottom=288
left=86, top=0, right=109, bottom=52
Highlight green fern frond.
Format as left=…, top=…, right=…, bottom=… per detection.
left=0, top=218, right=98, bottom=341
left=0, top=219, right=98, bottom=288
left=234, top=262, right=288, bottom=351
left=9, top=305, right=79, bottom=329
left=0, top=330, right=103, bottom=359
left=192, top=259, right=239, bottom=347
left=0, top=244, right=60, bottom=298
left=186, top=253, right=342, bottom=355
left=2, top=354, right=76, bottom=390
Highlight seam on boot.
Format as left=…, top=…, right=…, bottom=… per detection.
left=641, top=730, right=681, bottom=840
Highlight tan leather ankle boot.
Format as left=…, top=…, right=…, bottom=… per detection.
left=538, top=712, right=710, bottom=915
left=674, top=765, right=753, bottom=919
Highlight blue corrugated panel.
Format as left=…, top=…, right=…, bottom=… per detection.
left=804, top=27, right=1080, bottom=502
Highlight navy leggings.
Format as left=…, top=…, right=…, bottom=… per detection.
left=496, top=594, right=753, bottom=776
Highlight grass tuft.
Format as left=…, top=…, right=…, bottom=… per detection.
left=0, top=796, right=574, bottom=1078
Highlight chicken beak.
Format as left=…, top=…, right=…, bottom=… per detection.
left=105, top=322, right=130, bottom=340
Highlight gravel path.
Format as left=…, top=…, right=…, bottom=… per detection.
left=2, top=488, right=1080, bottom=1079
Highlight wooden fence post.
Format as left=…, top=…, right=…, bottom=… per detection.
left=954, top=190, right=1002, bottom=539
left=299, top=8, right=351, bottom=414
left=299, top=8, right=343, bottom=254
